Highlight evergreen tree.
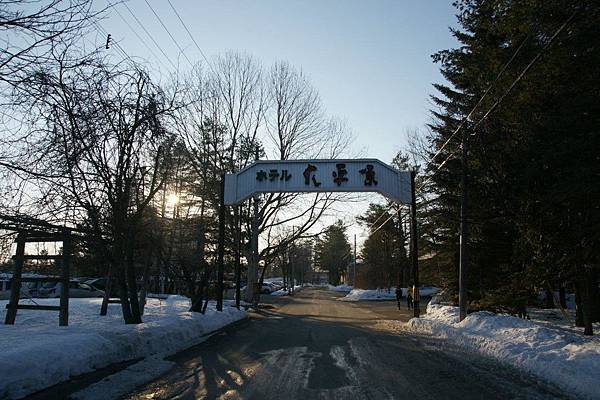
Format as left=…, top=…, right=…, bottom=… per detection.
left=314, top=220, right=351, bottom=285
left=426, top=0, right=600, bottom=333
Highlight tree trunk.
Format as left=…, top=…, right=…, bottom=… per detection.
left=578, top=267, right=595, bottom=335
left=575, top=280, right=584, bottom=327
left=559, top=285, right=567, bottom=309
left=544, top=287, right=554, bottom=308
left=116, top=262, right=134, bottom=324
left=126, top=248, right=142, bottom=324
left=589, top=267, right=600, bottom=323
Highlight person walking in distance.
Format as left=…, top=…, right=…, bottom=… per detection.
left=407, top=286, right=413, bottom=310
left=395, top=286, right=402, bottom=310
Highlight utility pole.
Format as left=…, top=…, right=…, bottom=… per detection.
left=289, top=225, right=296, bottom=294
left=458, top=130, right=469, bottom=321
left=234, top=205, right=241, bottom=309
left=216, top=175, right=225, bottom=312
left=410, top=170, right=420, bottom=318
left=353, top=234, right=357, bottom=286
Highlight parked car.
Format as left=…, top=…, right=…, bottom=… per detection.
left=267, top=281, right=283, bottom=291
left=84, top=278, right=107, bottom=292
left=240, top=283, right=278, bottom=294
left=1, top=280, right=41, bottom=299
left=38, top=281, right=104, bottom=298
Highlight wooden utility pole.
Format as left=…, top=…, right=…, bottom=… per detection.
left=410, top=171, right=420, bottom=318
left=458, top=130, right=469, bottom=321
left=216, top=175, right=225, bottom=311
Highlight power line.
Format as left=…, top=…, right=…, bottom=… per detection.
left=470, top=10, right=578, bottom=135
left=106, top=1, right=170, bottom=72
left=367, top=203, right=394, bottom=230
left=418, top=8, right=578, bottom=194
left=94, top=21, right=132, bottom=63
left=143, top=0, right=194, bottom=69
left=370, top=204, right=402, bottom=236
left=166, top=0, right=217, bottom=76
left=418, top=152, right=456, bottom=192
left=374, top=33, right=525, bottom=225
left=425, top=35, right=530, bottom=170
left=117, top=0, right=178, bottom=71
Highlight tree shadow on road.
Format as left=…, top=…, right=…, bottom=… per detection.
left=124, top=303, right=572, bottom=400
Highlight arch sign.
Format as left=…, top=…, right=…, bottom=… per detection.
left=219, top=158, right=419, bottom=319
left=224, top=159, right=412, bottom=205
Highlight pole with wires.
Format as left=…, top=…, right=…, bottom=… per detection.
left=458, top=129, right=469, bottom=321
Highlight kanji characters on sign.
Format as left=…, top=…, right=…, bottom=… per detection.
left=332, top=163, right=349, bottom=186
left=303, top=164, right=321, bottom=187
left=359, top=164, right=378, bottom=186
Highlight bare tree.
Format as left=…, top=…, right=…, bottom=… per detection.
left=0, top=0, right=106, bottom=93
left=14, top=51, right=179, bottom=323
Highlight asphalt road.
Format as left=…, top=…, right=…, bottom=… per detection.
left=124, top=288, right=569, bottom=400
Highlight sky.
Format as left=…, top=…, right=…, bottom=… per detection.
left=95, top=0, right=460, bottom=247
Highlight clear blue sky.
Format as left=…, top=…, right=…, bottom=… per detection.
left=99, top=0, right=459, bottom=163
left=97, top=1, right=460, bottom=245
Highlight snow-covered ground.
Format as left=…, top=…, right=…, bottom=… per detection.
left=405, top=302, right=600, bottom=399
left=271, top=284, right=303, bottom=296
left=0, top=296, right=246, bottom=399
left=338, top=287, right=440, bottom=301
left=328, top=284, right=353, bottom=292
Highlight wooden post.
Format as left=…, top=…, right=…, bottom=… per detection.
left=59, top=229, right=71, bottom=326
left=216, top=174, right=225, bottom=311
left=410, top=171, right=420, bottom=318
left=5, top=232, right=26, bottom=325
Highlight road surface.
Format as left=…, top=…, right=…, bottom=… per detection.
left=124, top=288, right=569, bottom=400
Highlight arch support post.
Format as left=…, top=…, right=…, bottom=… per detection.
left=410, top=170, right=420, bottom=318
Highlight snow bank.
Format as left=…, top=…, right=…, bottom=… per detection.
left=406, top=303, right=600, bottom=399
left=0, top=297, right=246, bottom=399
left=327, top=284, right=353, bottom=292
left=270, top=285, right=302, bottom=296
left=338, top=288, right=395, bottom=301
left=339, top=287, right=440, bottom=301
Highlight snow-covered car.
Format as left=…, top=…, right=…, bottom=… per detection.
left=241, top=283, right=278, bottom=294
left=38, top=281, right=104, bottom=298
left=267, top=281, right=283, bottom=291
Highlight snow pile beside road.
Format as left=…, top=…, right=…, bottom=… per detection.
left=339, top=287, right=441, bottom=301
left=339, top=288, right=395, bottom=301
left=271, top=285, right=302, bottom=296
left=0, top=297, right=246, bottom=399
left=327, top=284, right=353, bottom=292
left=406, top=303, right=600, bottom=399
